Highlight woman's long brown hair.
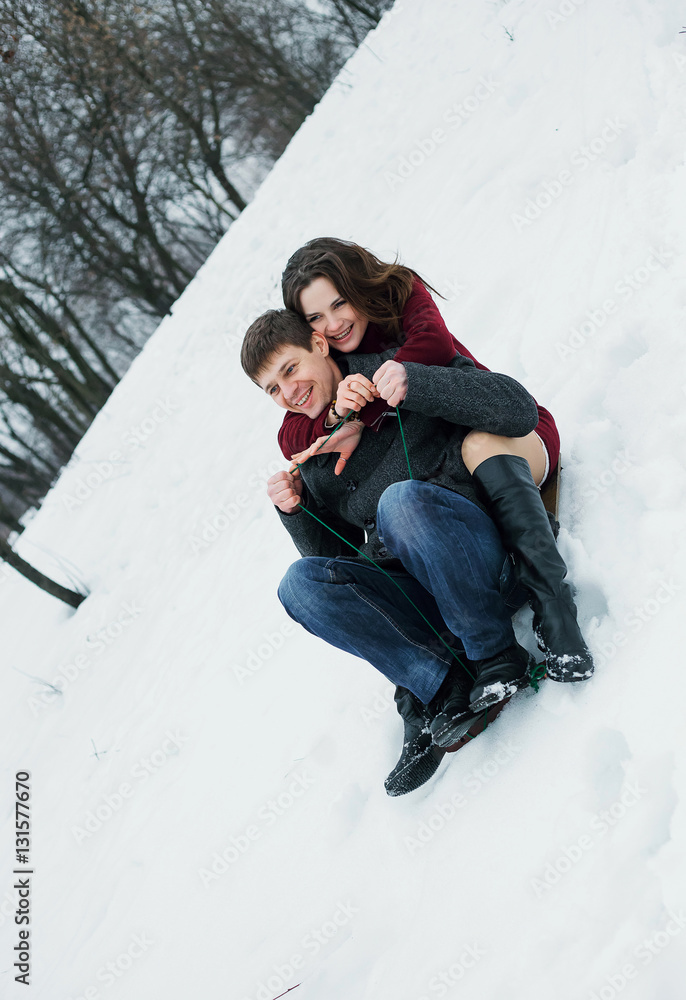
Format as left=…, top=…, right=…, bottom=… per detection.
left=281, top=237, right=442, bottom=340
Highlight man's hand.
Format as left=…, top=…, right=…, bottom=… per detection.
left=335, top=373, right=379, bottom=416
left=291, top=420, right=364, bottom=476
left=267, top=468, right=303, bottom=513
left=373, top=360, right=408, bottom=408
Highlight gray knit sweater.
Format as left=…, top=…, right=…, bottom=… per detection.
left=276, top=350, right=539, bottom=563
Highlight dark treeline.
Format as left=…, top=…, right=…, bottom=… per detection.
left=0, top=0, right=391, bottom=601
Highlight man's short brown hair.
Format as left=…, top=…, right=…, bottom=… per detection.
left=241, top=309, right=314, bottom=383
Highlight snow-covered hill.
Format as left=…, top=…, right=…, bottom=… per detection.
left=2, top=1, right=686, bottom=997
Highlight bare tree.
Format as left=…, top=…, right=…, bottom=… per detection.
left=0, top=0, right=393, bottom=603
left=0, top=3, right=217, bottom=315
left=0, top=535, right=86, bottom=606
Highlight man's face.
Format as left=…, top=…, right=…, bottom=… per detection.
left=256, top=332, right=341, bottom=418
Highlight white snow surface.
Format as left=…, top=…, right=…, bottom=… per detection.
left=2, top=2, right=686, bottom=997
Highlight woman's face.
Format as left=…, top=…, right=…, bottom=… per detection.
left=299, top=276, right=368, bottom=352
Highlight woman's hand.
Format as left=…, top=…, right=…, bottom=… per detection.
left=290, top=420, right=364, bottom=476
left=373, top=360, right=408, bottom=407
left=335, top=373, right=379, bottom=416
left=267, top=468, right=303, bottom=513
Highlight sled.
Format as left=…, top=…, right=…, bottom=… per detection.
left=443, top=698, right=511, bottom=752
left=540, top=454, right=561, bottom=520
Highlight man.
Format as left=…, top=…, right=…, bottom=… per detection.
left=241, top=309, right=541, bottom=794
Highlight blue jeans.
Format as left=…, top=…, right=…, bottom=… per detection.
left=278, top=480, right=527, bottom=704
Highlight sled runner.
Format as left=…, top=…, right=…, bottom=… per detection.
left=444, top=697, right=511, bottom=752
left=541, top=455, right=562, bottom=521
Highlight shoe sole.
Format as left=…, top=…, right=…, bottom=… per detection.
left=431, top=712, right=483, bottom=749
left=384, top=746, right=446, bottom=796
left=469, top=678, right=523, bottom=714
left=545, top=664, right=594, bottom=683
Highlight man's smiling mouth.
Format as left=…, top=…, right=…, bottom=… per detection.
left=294, top=386, right=313, bottom=406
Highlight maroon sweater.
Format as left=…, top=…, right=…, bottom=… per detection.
left=278, top=279, right=559, bottom=471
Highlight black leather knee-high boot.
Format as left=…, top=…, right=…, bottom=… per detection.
left=472, top=454, right=594, bottom=682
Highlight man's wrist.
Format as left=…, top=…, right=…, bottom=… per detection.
left=324, top=403, right=337, bottom=428
left=275, top=500, right=302, bottom=516
left=329, top=400, right=361, bottom=423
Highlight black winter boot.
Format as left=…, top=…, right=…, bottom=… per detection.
left=469, top=642, right=535, bottom=712
left=428, top=661, right=483, bottom=748
left=472, top=454, right=594, bottom=682
left=384, top=687, right=446, bottom=796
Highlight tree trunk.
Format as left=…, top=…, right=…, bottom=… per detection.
left=0, top=539, right=86, bottom=607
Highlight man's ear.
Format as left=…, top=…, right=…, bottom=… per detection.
left=311, top=331, right=330, bottom=357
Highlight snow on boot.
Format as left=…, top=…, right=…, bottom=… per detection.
left=428, top=661, right=483, bottom=748
left=472, top=454, right=594, bottom=683
left=384, top=687, right=446, bottom=797
left=469, top=643, right=535, bottom=713
left=531, top=597, right=594, bottom=681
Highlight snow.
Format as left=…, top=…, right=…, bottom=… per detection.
left=2, top=1, right=686, bottom=997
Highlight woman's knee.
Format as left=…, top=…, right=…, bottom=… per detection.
left=461, top=430, right=502, bottom=473
left=461, top=428, right=546, bottom=484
